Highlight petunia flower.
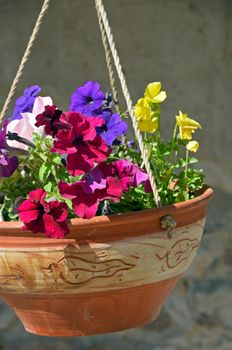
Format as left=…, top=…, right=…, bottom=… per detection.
left=144, top=82, right=167, bottom=103
left=59, top=160, right=151, bottom=219
left=186, top=140, right=199, bottom=152
left=135, top=97, right=158, bottom=133
left=69, top=81, right=105, bottom=115
left=176, top=111, right=202, bottom=140
left=59, top=176, right=121, bottom=220
left=52, top=112, right=110, bottom=176
left=17, top=188, right=69, bottom=238
left=7, top=96, right=53, bottom=150
left=59, top=181, right=99, bottom=219
left=11, top=85, right=41, bottom=120
left=85, top=163, right=123, bottom=198
left=96, top=109, right=128, bottom=146
left=58, top=162, right=122, bottom=219
left=35, top=105, right=64, bottom=137
left=114, top=159, right=152, bottom=192
left=0, top=122, right=19, bottom=178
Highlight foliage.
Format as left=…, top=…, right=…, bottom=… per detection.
left=0, top=81, right=205, bottom=238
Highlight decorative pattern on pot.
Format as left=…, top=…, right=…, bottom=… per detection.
left=0, top=219, right=204, bottom=294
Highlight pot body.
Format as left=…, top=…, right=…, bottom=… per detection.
left=0, top=187, right=213, bottom=336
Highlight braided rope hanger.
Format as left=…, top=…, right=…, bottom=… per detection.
left=0, top=0, right=50, bottom=122
left=96, top=13, right=120, bottom=114
left=95, top=0, right=161, bottom=207
left=0, top=0, right=162, bottom=208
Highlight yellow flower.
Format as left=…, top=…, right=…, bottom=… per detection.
left=186, top=141, right=199, bottom=152
left=144, top=82, right=167, bottom=103
left=176, top=111, right=201, bottom=140
left=138, top=116, right=159, bottom=133
left=135, top=97, right=158, bottom=132
left=134, top=97, right=151, bottom=121
left=134, top=81, right=166, bottom=133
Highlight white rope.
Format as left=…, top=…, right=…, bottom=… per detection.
left=0, top=0, right=161, bottom=207
left=96, top=10, right=120, bottom=113
left=95, top=0, right=162, bottom=207
left=0, top=0, right=50, bottom=122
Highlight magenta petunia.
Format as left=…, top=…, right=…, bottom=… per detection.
left=52, top=112, right=111, bottom=176
left=59, top=160, right=151, bottom=220
left=59, top=181, right=100, bottom=219
left=114, top=159, right=152, bottom=192
left=17, top=188, right=69, bottom=238
left=35, top=105, right=64, bottom=137
left=58, top=162, right=123, bottom=219
left=0, top=121, right=18, bottom=178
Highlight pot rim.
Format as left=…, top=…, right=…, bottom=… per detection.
left=0, top=185, right=213, bottom=235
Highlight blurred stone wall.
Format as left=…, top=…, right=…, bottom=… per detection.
left=1, top=1, right=232, bottom=349
left=0, top=0, right=232, bottom=191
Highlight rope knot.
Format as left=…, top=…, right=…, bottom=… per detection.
left=160, top=215, right=177, bottom=239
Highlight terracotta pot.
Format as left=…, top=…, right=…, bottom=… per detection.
left=0, top=186, right=213, bottom=337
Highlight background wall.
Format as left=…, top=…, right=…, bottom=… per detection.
left=1, top=0, right=232, bottom=189
left=0, top=1, right=232, bottom=349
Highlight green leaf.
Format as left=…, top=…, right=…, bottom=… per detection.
left=188, top=157, right=198, bottom=164
left=39, top=163, right=51, bottom=183
left=51, top=155, right=62, bottom=164
left=66, top=199, right=73, bottom=211
left=44, top=182, right=53, bottom=192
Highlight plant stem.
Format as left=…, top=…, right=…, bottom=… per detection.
left=185, top=149, right=189, bottom=179
left=172, top=123, right=178, bottom=142
left=168, top=123, right=177, bottom=163
left=140, top=132, right=148, bottom=169
left=156, top=115, right=161, bottom=145
left=23, top=158, right=43, bottom=187
left=173, top=151, right=178, bottom=167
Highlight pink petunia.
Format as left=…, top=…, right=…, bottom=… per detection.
left=59, top=160, right=151, bottom=219
left=59, top=181, right=101, bottom=219
left=52, top=112, right=111, bottom=176
left=114, top=159, right=152, bottom=192
left=7, top=96, right=53, bottom=150
left=17, top=189, right=69, bottom=238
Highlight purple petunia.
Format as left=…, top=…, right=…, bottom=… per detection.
left=0, top=122, right=18, bottom=178
left=11, top=85, right=41, bottom=121
left=127, top=140, right=139, bottom=153
left=69, top=81, right=127, bottom=146
left=69, top=81, right=105, bottom=115
left=96, top=109, right=128, bottom=146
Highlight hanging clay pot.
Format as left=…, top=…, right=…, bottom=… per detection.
left=0, top=186, right=213, bottom=336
